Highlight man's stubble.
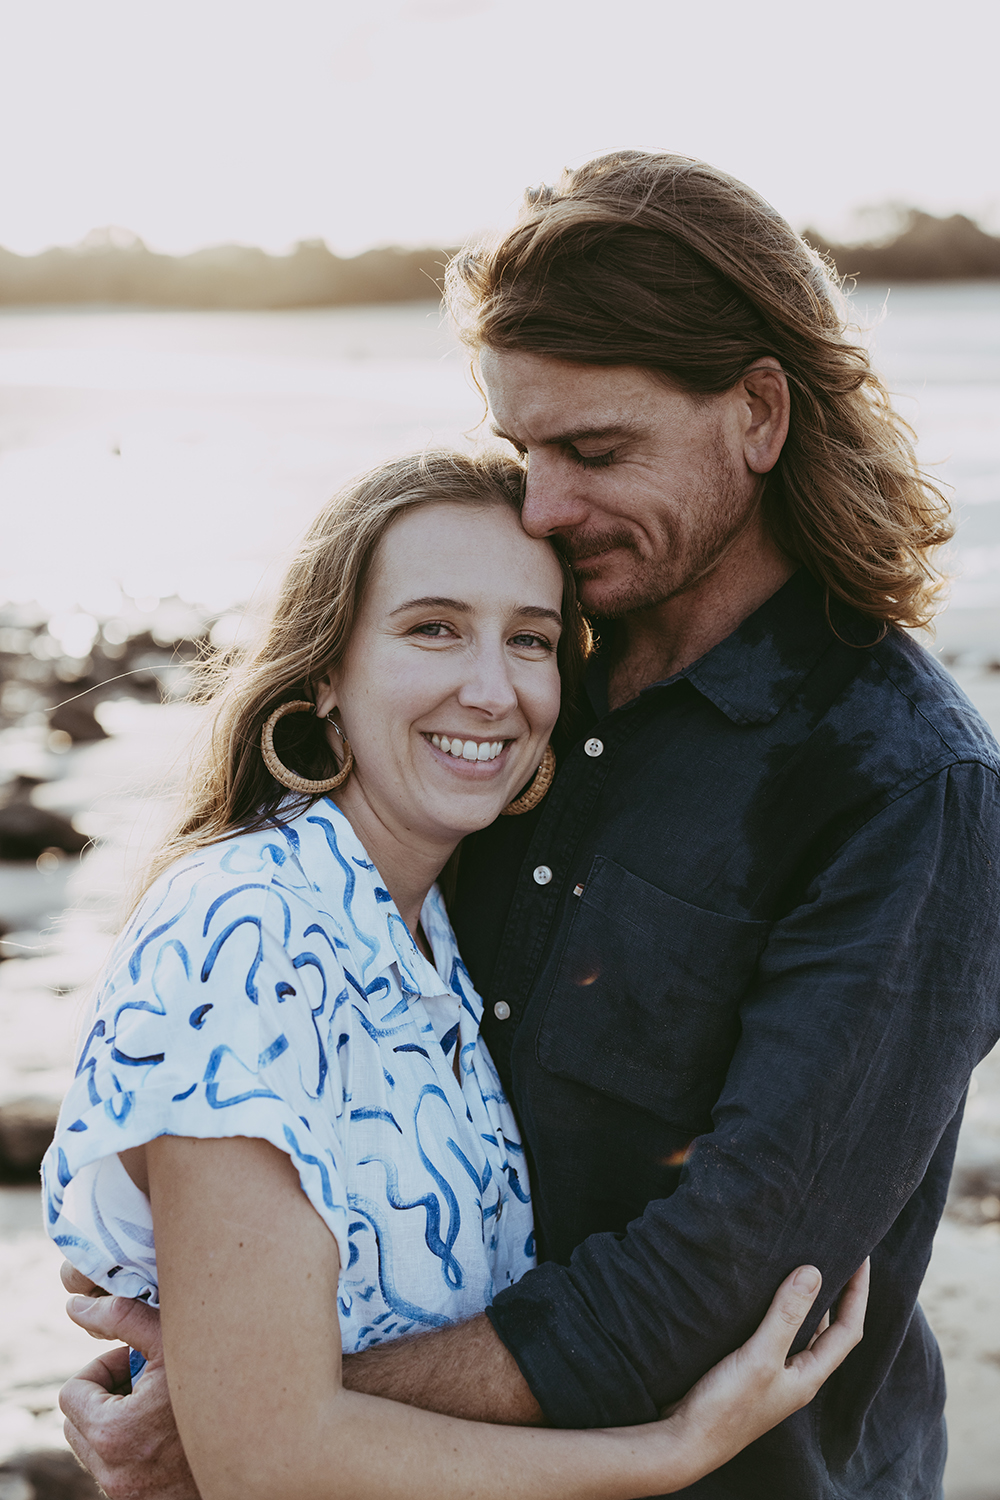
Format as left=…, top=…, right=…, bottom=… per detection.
left=559, top=439, right=762, bottom=622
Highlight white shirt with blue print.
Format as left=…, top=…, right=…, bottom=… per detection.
left=42, top=800, right=535, bottom=1352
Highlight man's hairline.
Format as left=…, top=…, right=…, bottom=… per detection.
left=476, top=345, right=737, bottom=429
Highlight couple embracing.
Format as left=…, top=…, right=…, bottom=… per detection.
left=45, top=152, right=1000, bottom=1499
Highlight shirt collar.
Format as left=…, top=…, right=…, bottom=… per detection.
left=682, top=570, right=838, bottom=725
left=288, top=799, right=460, bottom=1003
left=589, top=570, right=852, bottom=728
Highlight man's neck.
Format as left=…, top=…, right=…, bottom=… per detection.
left=607, top=539, right=794, bottom=711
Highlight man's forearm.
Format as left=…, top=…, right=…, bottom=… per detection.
left=340, top=1312, right=545, bottom=1425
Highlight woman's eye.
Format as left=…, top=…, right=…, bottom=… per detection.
left=412, top=621, right=454, bottom=638
left=510, top=632, right=555, bottom=652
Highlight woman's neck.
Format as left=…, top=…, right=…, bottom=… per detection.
left=328, top=786, right=455, bottom=951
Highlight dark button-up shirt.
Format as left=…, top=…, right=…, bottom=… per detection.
left=450, top=570, right=1000, bottom=1499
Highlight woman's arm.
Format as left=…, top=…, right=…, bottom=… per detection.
left=148, top=1134, right=866, bottom=1500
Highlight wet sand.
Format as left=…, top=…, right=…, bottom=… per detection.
left=1, top=678, right=999, bottom=1498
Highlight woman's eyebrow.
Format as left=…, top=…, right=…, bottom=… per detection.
left=389, top=595, right=471, bottom=616
left=389, top=597, right=562, bottom=627
left=519, top=606, right=563, bottom=627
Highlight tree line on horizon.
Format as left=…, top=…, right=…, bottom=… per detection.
left=0, top=232, right=456, bottom=309
left=0, top=210, right=998, bottom=309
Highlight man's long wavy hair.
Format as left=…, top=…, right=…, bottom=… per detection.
left=445, top=151, right=952, bottom=630
left=140, top=448, right=589, bottom=899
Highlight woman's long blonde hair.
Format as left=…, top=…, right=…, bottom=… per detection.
left=142, top=448, right=589, bottom=897
left=446, top=151, right=953, bottom=630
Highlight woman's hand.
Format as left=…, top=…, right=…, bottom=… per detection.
left=653, top=1260, right=869, bottom=1491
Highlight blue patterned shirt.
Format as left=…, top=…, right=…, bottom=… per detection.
left=43, top=801, right=535, bottom=1351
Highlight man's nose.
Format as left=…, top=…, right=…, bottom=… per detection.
left=457, top=645, right=519, bottom=717
left=521, top=453, right=590, bottom=538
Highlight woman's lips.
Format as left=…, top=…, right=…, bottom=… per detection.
left=429, top=733, right=507, bottom=762
left=421, top=733, right=512, bottom=776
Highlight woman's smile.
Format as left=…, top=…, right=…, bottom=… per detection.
left=425, top=732, right=510, bottom=764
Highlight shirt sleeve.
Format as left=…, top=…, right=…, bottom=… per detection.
left=43, top=870, right=354, bottom=1296
left=486, top=759, right=1000, bottom=1426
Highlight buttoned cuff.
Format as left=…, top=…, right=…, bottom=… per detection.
left=487, top=1262, right=659, bottom=1429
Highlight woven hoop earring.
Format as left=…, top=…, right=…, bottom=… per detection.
left=260, top=700, right=353, bottom=794
left=501, top=743, right=556, bottom=816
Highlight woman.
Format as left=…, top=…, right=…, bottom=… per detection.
left=44, top=449, right=866, bottom=1499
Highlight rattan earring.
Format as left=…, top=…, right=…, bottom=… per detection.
left=501, top=743, right=556, bottom=816
left=260, top=700, right=353, bottom=794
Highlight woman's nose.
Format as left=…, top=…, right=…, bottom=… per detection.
left=456, top=647, right=519, bottom=717
left=521, top=453, right=590, bottom=538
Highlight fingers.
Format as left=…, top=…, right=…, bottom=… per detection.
left=837, top=1258, right=871, bottom=1330
left=745, top=1264, right=823, bottom=1367
left=61, top=1260, right=107, bottom=1296
left=67, top=1294, right=164, bottom=1359
left=809, top=1259, right=869, bottom=1362
left=789, top=1258, right=869, bottom=1382
left=63, top=1360, right=198, bottom=1500
left=59, top=1347, right=133, bottom=1428
left=806, top=1309, right=830, bottom=1351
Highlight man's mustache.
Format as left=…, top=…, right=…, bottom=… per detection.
left=550, top=527, right=638, bottom=567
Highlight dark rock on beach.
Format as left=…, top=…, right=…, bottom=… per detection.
left=0, top=802, right=88, bottom=864
left=46, top=704, right=106, bottom=745
left=0, top=1449, right=102, bottom=1499
left=0, top=1099, right=58, bottom=1184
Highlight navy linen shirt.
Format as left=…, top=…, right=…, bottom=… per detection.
left=450, top=570, right=1000, bottom=1499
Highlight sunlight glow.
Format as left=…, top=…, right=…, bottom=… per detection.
left=0, top=0, right=996, bottom=257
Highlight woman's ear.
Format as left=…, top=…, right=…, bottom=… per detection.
left=314, top=673, right=338, bottom=720
left=740, top=358, right=790, bottom=475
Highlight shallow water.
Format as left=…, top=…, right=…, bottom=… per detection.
left=0, top=288, right=998, bottom=625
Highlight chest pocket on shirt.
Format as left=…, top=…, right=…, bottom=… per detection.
left=535, top=857, right=770, bottom=1127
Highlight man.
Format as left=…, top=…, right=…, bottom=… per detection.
left=61, top=152, right=1000, bottom=1497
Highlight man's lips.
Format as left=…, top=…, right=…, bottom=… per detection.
left=558, top=531, right=635, bottom=568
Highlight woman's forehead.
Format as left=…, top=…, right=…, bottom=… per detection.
left=369, top=501, right=563, bottom=606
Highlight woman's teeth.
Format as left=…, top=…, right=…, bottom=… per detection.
left=430, top=735, right=506, bottom=762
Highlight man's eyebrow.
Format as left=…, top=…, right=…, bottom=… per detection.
left=389, top=597, right=562, bottom=628
left=490, top=422, right=638, bottom=448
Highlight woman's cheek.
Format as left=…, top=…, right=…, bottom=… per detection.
left=536, top=664, right=562, bottom=737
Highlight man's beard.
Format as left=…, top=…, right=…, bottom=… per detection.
left=558, top=446, right=759, bottom=621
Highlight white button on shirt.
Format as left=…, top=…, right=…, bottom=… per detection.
left=533, top=865, right=553, bottom=885
left=584, top=738, right=604, bottom=757
left=43, top=801, right=535, bottom=1353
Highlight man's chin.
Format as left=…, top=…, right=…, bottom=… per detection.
left=576, top=576, right=638, bottom=620
left=574, top=560, right=673, bottom=620
left=572, top=555, right=625, bottom=603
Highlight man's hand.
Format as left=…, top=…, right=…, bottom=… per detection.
left=59, top=1291, right=198, bottom=1500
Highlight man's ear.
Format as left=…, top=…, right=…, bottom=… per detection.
left=740, top=358, right=790, bottom=475
left=314, top=673, right=338, bottom=720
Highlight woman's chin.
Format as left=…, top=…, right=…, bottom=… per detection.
left=430, top=795, right=513, bottom=842
left=417, top=775, right=527, bottom=843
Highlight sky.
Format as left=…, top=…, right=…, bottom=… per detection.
left=0, top=0, right=997, bottom=258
